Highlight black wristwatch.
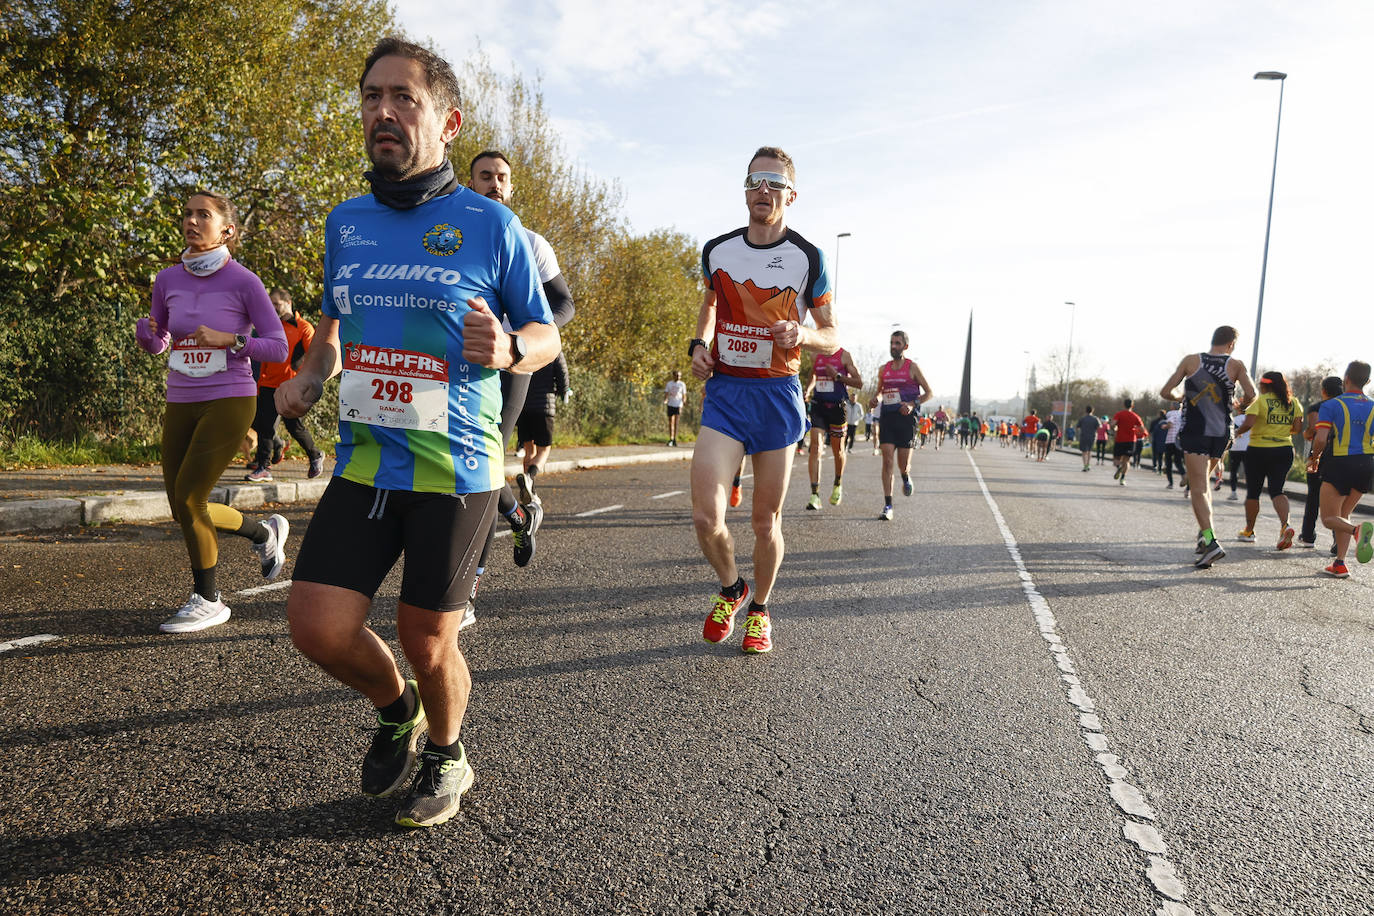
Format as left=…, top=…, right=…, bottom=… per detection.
left=688, top=337, right=707, bottom=358
left=230, top=334, right=247, bottom=354
left=508, top=332, right=527, bottom=367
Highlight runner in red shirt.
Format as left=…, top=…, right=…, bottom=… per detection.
left=1111, top=398, right=1146, bottom=486
left=1021, top=410, right=1040, bottom=458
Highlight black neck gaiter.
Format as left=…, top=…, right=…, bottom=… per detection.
left=364, top=159, right=459, bottom=210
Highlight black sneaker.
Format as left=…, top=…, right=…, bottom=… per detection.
left=271, top=438, right=285, bottom=465
left=395, top=743, right=475, bottom=829
left=361, top=680, right=426, bottom=797
left=516, top=472, right=534, bottom=507
left=512, top=501, right=543, bottom=567
left=1195, top=539, right=1225, bottom=569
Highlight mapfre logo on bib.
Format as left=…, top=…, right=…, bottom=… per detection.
left=422, top=223, right=463, bottom=256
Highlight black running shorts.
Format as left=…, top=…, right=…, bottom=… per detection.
left=1112, top=441, right=1135, bottom=458
left=1178, top=433, right=1230, bottom=459
left=879, top=411, right=917, bottom=448
left=293, top=477, right=499, bottom=612
left=809, top=400, right=847, bottom=438
left=1320, top=454, right=1374, bottom=497
left=516, top=410, right=555, bottom=448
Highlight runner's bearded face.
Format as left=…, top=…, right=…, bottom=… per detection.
left=469, top=156, right=512, bottom=204
left=889, top=337, right=906, bottom=359
left=360, top=55, right=457, bottom=180
left=744, top=157, right=794, bottom=226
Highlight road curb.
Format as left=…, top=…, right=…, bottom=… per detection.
left=0, top=498, right=83, bottom=532
left=0, top=450, right=692, bottom=533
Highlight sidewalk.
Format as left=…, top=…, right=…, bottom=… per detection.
left=0, top=444, right=693, bottom=533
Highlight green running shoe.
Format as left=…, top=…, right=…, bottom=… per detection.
left=362, top=680, right=426, bottom=798
left=1357, top=521, right=1374, bottom=564
left=396, top=743, right=475, bottom=829
left=830, top=484, right=843, bottom=506
left=806, top=493, right=821, bottom=511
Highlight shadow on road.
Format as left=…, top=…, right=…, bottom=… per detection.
left=0, top=795, right=393, bottom=884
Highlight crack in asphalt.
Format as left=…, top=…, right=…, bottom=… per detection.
left=909, top=674, right=940, bottom=712
left=1299, top=661, right=1374, bottom=736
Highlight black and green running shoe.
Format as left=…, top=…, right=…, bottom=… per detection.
left=511, top=501, right=543, bottom=567
left=395, top=742, right=475, bottom=829
left=361, top=679, right=426, bottom=798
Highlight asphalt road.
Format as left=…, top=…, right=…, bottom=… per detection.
left=1, top=443, right=1370, bottom=915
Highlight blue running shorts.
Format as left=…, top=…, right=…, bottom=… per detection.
left=701, top=374, right=807, bottom=455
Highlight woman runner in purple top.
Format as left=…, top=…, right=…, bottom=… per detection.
left=135, top=191, right=290, bottom=634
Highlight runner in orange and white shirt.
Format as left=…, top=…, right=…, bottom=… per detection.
left=691, top=146, right=838, bottom=655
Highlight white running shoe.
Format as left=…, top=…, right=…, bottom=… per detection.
left=254, top=514, right=290, bottom=580
left=459, top=601, right=477, bottom=631
left=879, top=505, right=894, bottom=521
left=160, top=593, right=231, bottom=633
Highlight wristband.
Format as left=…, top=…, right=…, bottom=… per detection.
left=687, top=338, right=706, bottom=358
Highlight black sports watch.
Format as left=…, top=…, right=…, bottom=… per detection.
left=508, top=332, right=527, bottom=367
left=230, top=334, right=247, bottom=354
left=687, top=337, right=707, bottom=358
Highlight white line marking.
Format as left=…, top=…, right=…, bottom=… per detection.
left=575, top=504, right=623, bottom=518
left=651, top=490, right=685, bottom=500
left=236, top=580, right=293, bottom=597
left=494, top=529, right=511, bottom=539
left=966, top=452, right=1198, bottom=916
left=0, top=634, right=60, bottom=653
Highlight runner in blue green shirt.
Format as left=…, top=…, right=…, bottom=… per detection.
left=276, top=38, right=559, bottom=829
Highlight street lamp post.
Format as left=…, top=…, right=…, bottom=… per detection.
left=1022, top=350, right=1030, bottom=419
left=1251, top=70, right=1287, bottom=378
left=834, top=232, right=851, bottom=303
left=1061, top=301, right=1075, bottom=444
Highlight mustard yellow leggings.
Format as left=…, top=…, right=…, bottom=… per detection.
left=161, top=397, right=256, bottom=571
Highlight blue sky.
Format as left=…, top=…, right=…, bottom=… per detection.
left=396, top=0, right=1374, bottom=401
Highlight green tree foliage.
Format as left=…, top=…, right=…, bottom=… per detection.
left=564, top=229, right=700, bottom=388
left=0, top=0, right=392, bottom=441
left=451, top=57, right=700, bottom=395
left=0, top=11, right=702, bottom=447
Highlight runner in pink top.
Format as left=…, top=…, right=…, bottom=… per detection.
left=135, top=191, right=290, bottom=635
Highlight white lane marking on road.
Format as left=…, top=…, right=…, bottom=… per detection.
left=494, top=529, right=511, bottom=539
left=236, top=580, right=293, bottom=597
left=0, top=634, right=60, bottom=654
left=575, top=504, right=623, bottom=518
left=966, top=452, right=1199, bottom=916
left=651, top=490, right=685, bottom=500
